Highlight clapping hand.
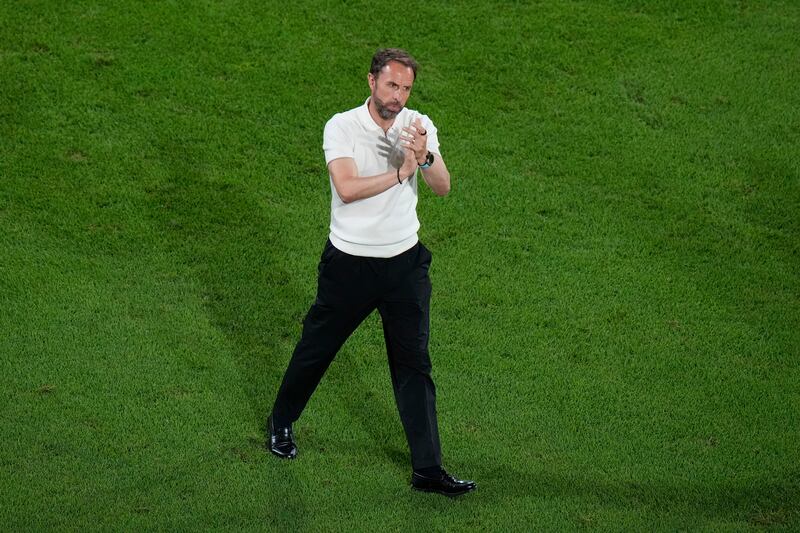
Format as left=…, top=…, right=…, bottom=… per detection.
left=377, top=133, right=418, bottom=180
left=401, top=117, right=428, bottom=165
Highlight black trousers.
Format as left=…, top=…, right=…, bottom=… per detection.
left=272, top=240, right=442, bottom=470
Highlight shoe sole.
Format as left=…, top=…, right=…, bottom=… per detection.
left=411, top=485, right=476, bottom=497
left=267, top=446, right=297, bottom=460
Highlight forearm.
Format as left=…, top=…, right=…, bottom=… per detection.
left=420, top=157, right=450, bottom=196
left=335, top=168, right=406, bottom=204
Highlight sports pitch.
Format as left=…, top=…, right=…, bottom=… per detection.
left=1, top=1, right=798, bottom=530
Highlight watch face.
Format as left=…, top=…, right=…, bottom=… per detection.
left=426, top=152, right=434, bottom=165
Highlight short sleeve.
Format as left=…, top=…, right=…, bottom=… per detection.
left=323, top=114, right=354, bottom=164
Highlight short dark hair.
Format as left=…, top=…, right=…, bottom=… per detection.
left=370, top=48, right=418, bottom=80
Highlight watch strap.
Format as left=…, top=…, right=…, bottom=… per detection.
left=418, top=151, right=434, bottom=169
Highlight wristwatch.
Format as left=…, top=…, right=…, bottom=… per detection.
left=418, top=151, right=434, bottom=169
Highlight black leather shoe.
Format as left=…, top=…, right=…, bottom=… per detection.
left=267, top=415, right=297, bottom=459
left=411, top=468, right=476, bottom=496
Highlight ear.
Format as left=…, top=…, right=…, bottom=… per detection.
left=368, top=73, right=375, bottom=91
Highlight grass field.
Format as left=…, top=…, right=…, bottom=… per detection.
left=2, top=0, right=799, bottom=530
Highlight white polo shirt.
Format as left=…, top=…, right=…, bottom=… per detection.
left=322, top=97, right=441, bottom=258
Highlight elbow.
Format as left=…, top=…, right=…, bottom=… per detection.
left=436, top=177, right=451, bottom=197
left=335, top=185, right=357, bottom=204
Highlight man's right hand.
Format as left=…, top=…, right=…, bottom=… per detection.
left=399, top=147, right=418, bottom=182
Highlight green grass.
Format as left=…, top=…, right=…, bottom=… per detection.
left=2, top=0, right=799, bottom=530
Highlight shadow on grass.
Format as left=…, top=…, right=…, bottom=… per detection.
left=144, top=170, right=301, bottom=422
left=143, top=144, right=317, bottom=526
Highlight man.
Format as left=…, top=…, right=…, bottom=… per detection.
left=267, top=48, right=475, bottom=497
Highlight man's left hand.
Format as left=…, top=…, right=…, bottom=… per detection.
left=401, top=117, right=429, bottom=166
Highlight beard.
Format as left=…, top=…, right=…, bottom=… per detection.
left=373, top=94, right=403, bottom=120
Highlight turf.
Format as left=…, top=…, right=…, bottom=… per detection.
left=2, top=0, right=799, bottom=530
